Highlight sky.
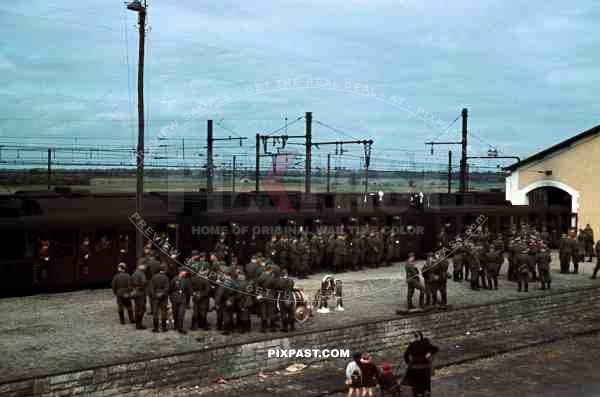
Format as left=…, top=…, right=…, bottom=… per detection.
left=0, top=0, right=599, bottom=172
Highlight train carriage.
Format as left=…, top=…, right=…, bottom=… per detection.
left=0, top=190, right=572, bottom=296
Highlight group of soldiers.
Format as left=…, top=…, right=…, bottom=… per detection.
left=234, top=228, right=411, bottom=277
left=402, top=223, right=598, bottom=311
left=111, top=221, right=599, bottom=332
left=111, top=244, right=298, bottom=335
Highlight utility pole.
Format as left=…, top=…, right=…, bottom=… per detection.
left=447, top=150, right=452, bottom=194
left=232, top=155, right=236, bottom=192
left=255, top=133, right=260, bottom=192
left=206, top=119, right=213, bottom=192
left=326, top=153, right=331, bottom=193
left=311, top=139, right=374, bottom=204
left=206, top=123, right=246, bottom=192
left=256, top=126, right=306, bottom=192
left=364, top=141, right=372, bottom=203
left=47, top=148, right=52, bottom=190
left=126, top=0, right=147, bottom=258
left=424, top=107, right=469, bottom=196
left=305, top=111, right=312, bottom=195
left=459, top=108, right=468, bottom=193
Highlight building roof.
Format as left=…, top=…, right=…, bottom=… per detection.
left=505, top=123, right=600, bottom=172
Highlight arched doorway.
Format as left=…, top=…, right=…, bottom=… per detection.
left=527, top=186, right=573, bottom=234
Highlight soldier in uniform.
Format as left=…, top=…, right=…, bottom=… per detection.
left=130, top=260, right=148, bottom=330
left=149, top=263, right=170, bottom=332
left=244, top=255, right=261, bottom=281
left=569, top=232, right=581, bottom=274
left=332, top=234, right=347, bottom=273
left=591, top=239, right=600, bottom=279
left=475, top=244, right=487, bottom=289
left=388, top=231, right=401, bottom=266
left=452, top=239, right=465, bottom=282
left=484, top=246, right=502, bottom=290
left=236, top=271, right=254, bottom=333
left=466, top=243, right=481, bottom=290
left=325, top=234, right=336, bottom=272
left=255, top=263, right=278, bottom=332
left=309, top=234, right=322, bottom=273
left=265, top=235, right=278, bottom=260
left=537, top=244, right=552, bottom=290
left=558, top=233, right=570, bottom=274
left=111, top=263, right=134, bottom=324
left=189, top=265, right=212, bottom=331
left=540, top=226, right=550, bottom=247
left=436, top=252, right=449, bottom=306
left=296, top=236, right=310, bottom=278
left=371, top=231, right=383, bottom=267
left=366, top=233, right=377, bottom=268
left=214, top=233, right=229, bottom=263
left=275, top=270, right=296, bottom=332
left=576, top=230, right=586, bottom=271
left=405, top=253, right=425, bottom=310
left=170, top=267, right=192, bottom=334
left=583, top=224, right=594, bottom=262
left=421, top=253, right=436, bottom=306
left=214, top=267, right=239, bottom=335
left=507, top=237, right=521, bottom=281
left=144, top=251, right=162, bottom=315
left=527, top=239, right=540, bottom=281
left=278, top=235, right=290, bottom=273
left=493, top=234, right=505, bottom=253
left=516, top=248, right=531, bottom=292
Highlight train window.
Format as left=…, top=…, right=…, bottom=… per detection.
left=78, top=234, right=92, bottom=259
left=95, top=231, right=113, bottom=252
left=441, top=217, right=456, bottom=233
left=0, top=230, right=25, bottom=260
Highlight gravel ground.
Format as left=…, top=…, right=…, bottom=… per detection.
left=430, top=334, right=600, bottom=397
left=0, top=252, right=597, bottom=382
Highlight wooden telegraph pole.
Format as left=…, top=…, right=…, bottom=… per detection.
left=127, top=0, right=147, bottom=258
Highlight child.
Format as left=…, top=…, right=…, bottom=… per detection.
left=348, top=369, right=362, bottom=397
left=346, top=352, right=363, bottom=397
left=359, top=354, right=379, bottom=397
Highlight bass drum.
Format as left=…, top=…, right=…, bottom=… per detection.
left=293, top=288, right=312, bottom=323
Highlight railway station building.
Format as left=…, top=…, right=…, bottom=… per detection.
left=505, top=123, right=600, bottom=236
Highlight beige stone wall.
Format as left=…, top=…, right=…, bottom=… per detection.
left=517, top=134, right=600, bottom=237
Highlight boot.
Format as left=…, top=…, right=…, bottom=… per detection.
left=200, top=318, right=210, bottom=331
left=119, top=311, right=125, bottom=325
left=152, top=318, right=159, bottom=333
left=136, top=311, right=146, bottom=329
left=190, top=316, right=198, bottom=331
left=127, top=308, right=135, bottom=324
left=178, top=320, right=187, bottom=334
left=161, top=320, right=168, bottom=332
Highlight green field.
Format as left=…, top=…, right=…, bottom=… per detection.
left=2, top=174, right=504, bottom=194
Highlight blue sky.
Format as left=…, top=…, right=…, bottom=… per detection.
left=0, top=0, right=599, bottom=171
